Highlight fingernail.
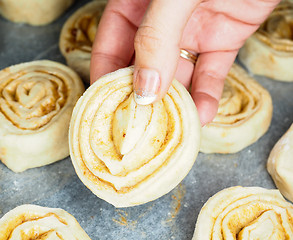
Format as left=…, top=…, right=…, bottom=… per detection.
left=133, top=68, right=160, bottom=105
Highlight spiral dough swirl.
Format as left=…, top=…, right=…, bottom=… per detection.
left=239, top=1, right=293, bottom=81
left=256, top=1, right=293, bottom=52
left=193, top=186, right=293, bottom=240
left=1, top=63, right=68, bottom=130
left=0, top=60, right=84, bottom=172
left=69, top=67, right=201, bottom=207
left=267, top=124, right=293, bottom=203
left=200, top=64, right=272, bottom=153
left=0, top=0, right=74, bottom=25
left=0, top=205, right=91, bottom=239
left=59, top=1, right=106, bottom=82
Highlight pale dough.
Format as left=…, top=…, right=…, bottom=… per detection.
left=0, top=204, right=91, bottom=239
left=0, top=0, right=74, bottom=25
left=69, top=67, right=201, bottom=207
left=267, top=124, right=293, bottom=202
left=239, top=1, right=293, bottom=81
left=59, top=1, right=106, bottom=83
left=193, top=186, right=293, bottom=240
left=200, top=64, right=272, bottom=153
left=0, top=60, right=84, bottom=172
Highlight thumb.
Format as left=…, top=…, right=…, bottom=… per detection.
left=133, top=0, right=200, bottom=105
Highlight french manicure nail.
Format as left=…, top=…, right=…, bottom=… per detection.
left=134, top=68, right=160, bottom=105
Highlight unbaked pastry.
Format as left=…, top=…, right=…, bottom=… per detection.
left=59, top=1, right=106, bottom=83
left=0, top=0, right=74, bottom=26
left=0, top=60, right=84, bottom=172
left=200, top=64, right=272, bottom=153
left=69, top=67, right=201, bottom=207
left=192, top=186, right=293, bottom=240
left=267, top=124, right=293, bottom=202
left=0, top=204, right=91, bottom=239
left=238, top=1, right=293, bottom=81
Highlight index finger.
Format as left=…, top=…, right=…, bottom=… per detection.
left=90, top=0, right=148, bottom=84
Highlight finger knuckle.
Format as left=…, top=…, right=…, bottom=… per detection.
left=134, top=25, right=163, bottom=53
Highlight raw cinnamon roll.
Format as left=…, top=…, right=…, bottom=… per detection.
left=267, top=124, right=293, bottom=202
left=69, top=67, right=201, bottom=207
left=239, top=0, right=293, bottom=81
left=0, top=204, right=91, bottom=239
left=192, top=186, right=293, bottom=240
left=200, top=64, right=272, bottom=153
left=0, top=0, right=74, bottom=25
left=59, top=1, right=106, bottom=83
left=0, top=60, right=84, bottom=172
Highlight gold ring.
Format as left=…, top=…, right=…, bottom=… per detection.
left=180, top=49, right=198, bottom=64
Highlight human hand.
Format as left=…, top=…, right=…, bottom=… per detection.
left=90, top=0, right=280, bottom=125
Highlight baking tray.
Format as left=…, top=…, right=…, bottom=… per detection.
left=0, top=1, right=293, bottom=239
